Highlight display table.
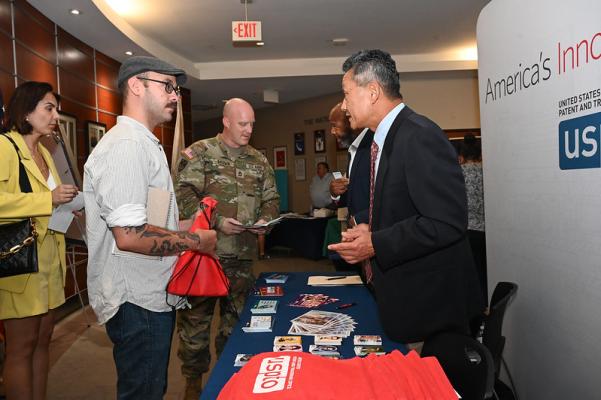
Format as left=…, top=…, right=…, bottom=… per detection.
left=265, top=217, right=332, bottom=260
left=200, top=271, right=408, bottom=399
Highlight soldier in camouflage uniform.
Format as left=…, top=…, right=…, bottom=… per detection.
left=174, top=98, right=280, bottom=398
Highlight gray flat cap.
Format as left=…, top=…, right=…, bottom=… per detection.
left=117, top=56, right=187, bottom=88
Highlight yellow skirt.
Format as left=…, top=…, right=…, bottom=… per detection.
left=0, top=233, right=65, bottom=319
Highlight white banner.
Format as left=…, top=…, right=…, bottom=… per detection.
left=478, top=0, right=601, bottom=398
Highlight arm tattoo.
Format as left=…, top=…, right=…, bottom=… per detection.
left=149, top=239, right=189, bottom=256
left=121, top=224, right=201, bottom=256
left=123, top=225, right=146, bottom=234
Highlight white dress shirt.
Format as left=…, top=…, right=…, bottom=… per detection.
left=373, top=102, right=405, bottom=179
left=83, top=116, right=180, bottom=324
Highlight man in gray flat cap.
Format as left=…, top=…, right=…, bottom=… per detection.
left=83, top=56, right=217, bottom=400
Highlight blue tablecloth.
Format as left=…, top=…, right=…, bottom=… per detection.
left=200, top=271, right=408, bottom=399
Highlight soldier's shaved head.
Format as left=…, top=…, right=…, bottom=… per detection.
left=221, top=98, right=255, bottom=148
left=223, top=98, right=253, bottom=118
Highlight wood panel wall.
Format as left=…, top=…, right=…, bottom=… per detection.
left=0, top=0, right=192, bottom=299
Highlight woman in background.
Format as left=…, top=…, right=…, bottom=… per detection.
left=0, top=82, right=78, bottom=400
left=460, top=134, right=487, bottom=303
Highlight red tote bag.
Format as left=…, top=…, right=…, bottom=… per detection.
left=167, top=196, right=229, bottom=297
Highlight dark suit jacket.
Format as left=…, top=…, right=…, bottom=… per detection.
left=339, top=130, right=372, bottom=224
left=370, top=105, right=484, bottom=343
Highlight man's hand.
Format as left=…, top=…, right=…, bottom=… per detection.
left=193, top=229, right=217, bottom=256
left=341, top=223, right=369, bottom=242
left=220, top=217, right=246, bottom=235
left=328, top=224, right=375, bottom=264
left=247, top=218, right=270, bottom=235
left=330, top=178, right=349, bottom=196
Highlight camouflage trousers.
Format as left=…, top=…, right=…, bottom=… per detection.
left=176, top=258, right=254, bottom=379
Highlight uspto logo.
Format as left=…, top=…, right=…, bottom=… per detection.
left=559, top=111, right=601, bottom=170
left=252, top=356, right=291, bottom=393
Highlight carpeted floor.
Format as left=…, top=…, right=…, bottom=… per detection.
left=45, top=255, right=334, bottom=399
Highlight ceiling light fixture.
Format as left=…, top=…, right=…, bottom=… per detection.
left=106, top=0, right=137, bottom=16
left=125, top=51, right=134, bottom=56
left=256, top=42, right=265, bottom=46
left=69, top=9, right=81, bottom=15
left=458, top=46, right=478, bottom=61
left=331, top=38, right=349, bottom=46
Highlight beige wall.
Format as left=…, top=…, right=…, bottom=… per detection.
left=194, top=70, right=480, bottom=213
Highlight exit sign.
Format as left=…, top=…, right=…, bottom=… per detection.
left=232, top=21, right=262, bottom=42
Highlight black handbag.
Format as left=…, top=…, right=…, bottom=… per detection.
left=0, top=134, right=39, bottom=278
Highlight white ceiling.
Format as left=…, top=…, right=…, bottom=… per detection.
left=28, top=0, right=488, bottom=121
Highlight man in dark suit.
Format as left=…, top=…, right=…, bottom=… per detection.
left=328, top=102, right=372, bottom=224
left=329, top=49, right=484, bottom=343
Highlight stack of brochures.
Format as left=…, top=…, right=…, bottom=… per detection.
left=289, top=293, right=339, bottom=308
left=353, top=334, right=385, bottom=356
left=264, top=273, right=289, bottom=284
left=253, top=286, right=284, bottom=296
left=242, top=315, right=273, bottom=333
left=288, top=310, right=356, bottom=337
left=309, top=344, right=340, bottom=358
left=250, top=299, right=279, bottom=314
left=273, top=336, right=303, bottom=352
left=314, top=335, right=342, bottom=346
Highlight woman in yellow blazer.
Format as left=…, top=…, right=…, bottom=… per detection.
left=0, top=82, right=78, bottom=400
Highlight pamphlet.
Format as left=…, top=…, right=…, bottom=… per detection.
left=242, top=315, right=273, bottom=333
left=274, top=336, right=302, bottom=345
left=264, top=273, right=289, bottom=284
left=250, top=300, right=279, bottom=314
left=353, top=335, right=383, bottom=346
left=242, top=216, right=284, bottom=229
left=253, top=286, right=284, bottom=297
left=273, top=344, right=303, bottom=352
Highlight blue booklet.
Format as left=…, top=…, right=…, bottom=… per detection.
left=265, top=273, right=289, bottom=284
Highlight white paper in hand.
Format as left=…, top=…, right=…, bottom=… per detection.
left=48, top=192, right=84, bottom=233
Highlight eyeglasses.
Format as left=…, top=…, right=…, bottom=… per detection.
left=136, top=77, right=180, bottom=95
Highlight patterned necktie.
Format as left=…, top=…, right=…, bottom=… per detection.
left=363, top=140, right=379, bottom=283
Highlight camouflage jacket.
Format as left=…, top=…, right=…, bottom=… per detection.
left=175, top=134, right=280, bottom=260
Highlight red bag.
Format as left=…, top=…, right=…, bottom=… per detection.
left=167, top=196, right=229, bottom=297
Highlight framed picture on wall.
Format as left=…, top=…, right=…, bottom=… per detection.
left=315, top=155, right=326, bottom=167
left=273, top=146, right=287, bottom=169
left=295, top=158, right=306, bottom=181
left=85, top=121, right=107, bottom=155
left=58, top=112, right=77, bottom=157
left=294, top=132, right=305, bottom=155
left=314, top=129, right=326, bottom=153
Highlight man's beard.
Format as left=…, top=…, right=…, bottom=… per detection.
left=338, top=132, right=353, bottom=148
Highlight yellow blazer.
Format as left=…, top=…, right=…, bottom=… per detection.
left=0, top=130, right=66, bottom=293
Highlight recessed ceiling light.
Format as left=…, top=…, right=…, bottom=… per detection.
left=331, top=38, right=349, bottom=46
left=69, top=9, right=81, bottom=15
left=256, top=42, right=265, bottom=46
left=125, top=51, right=134, bottom=56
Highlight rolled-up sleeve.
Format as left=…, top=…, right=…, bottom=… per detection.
left=93, top=139, right=149, bottom=227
